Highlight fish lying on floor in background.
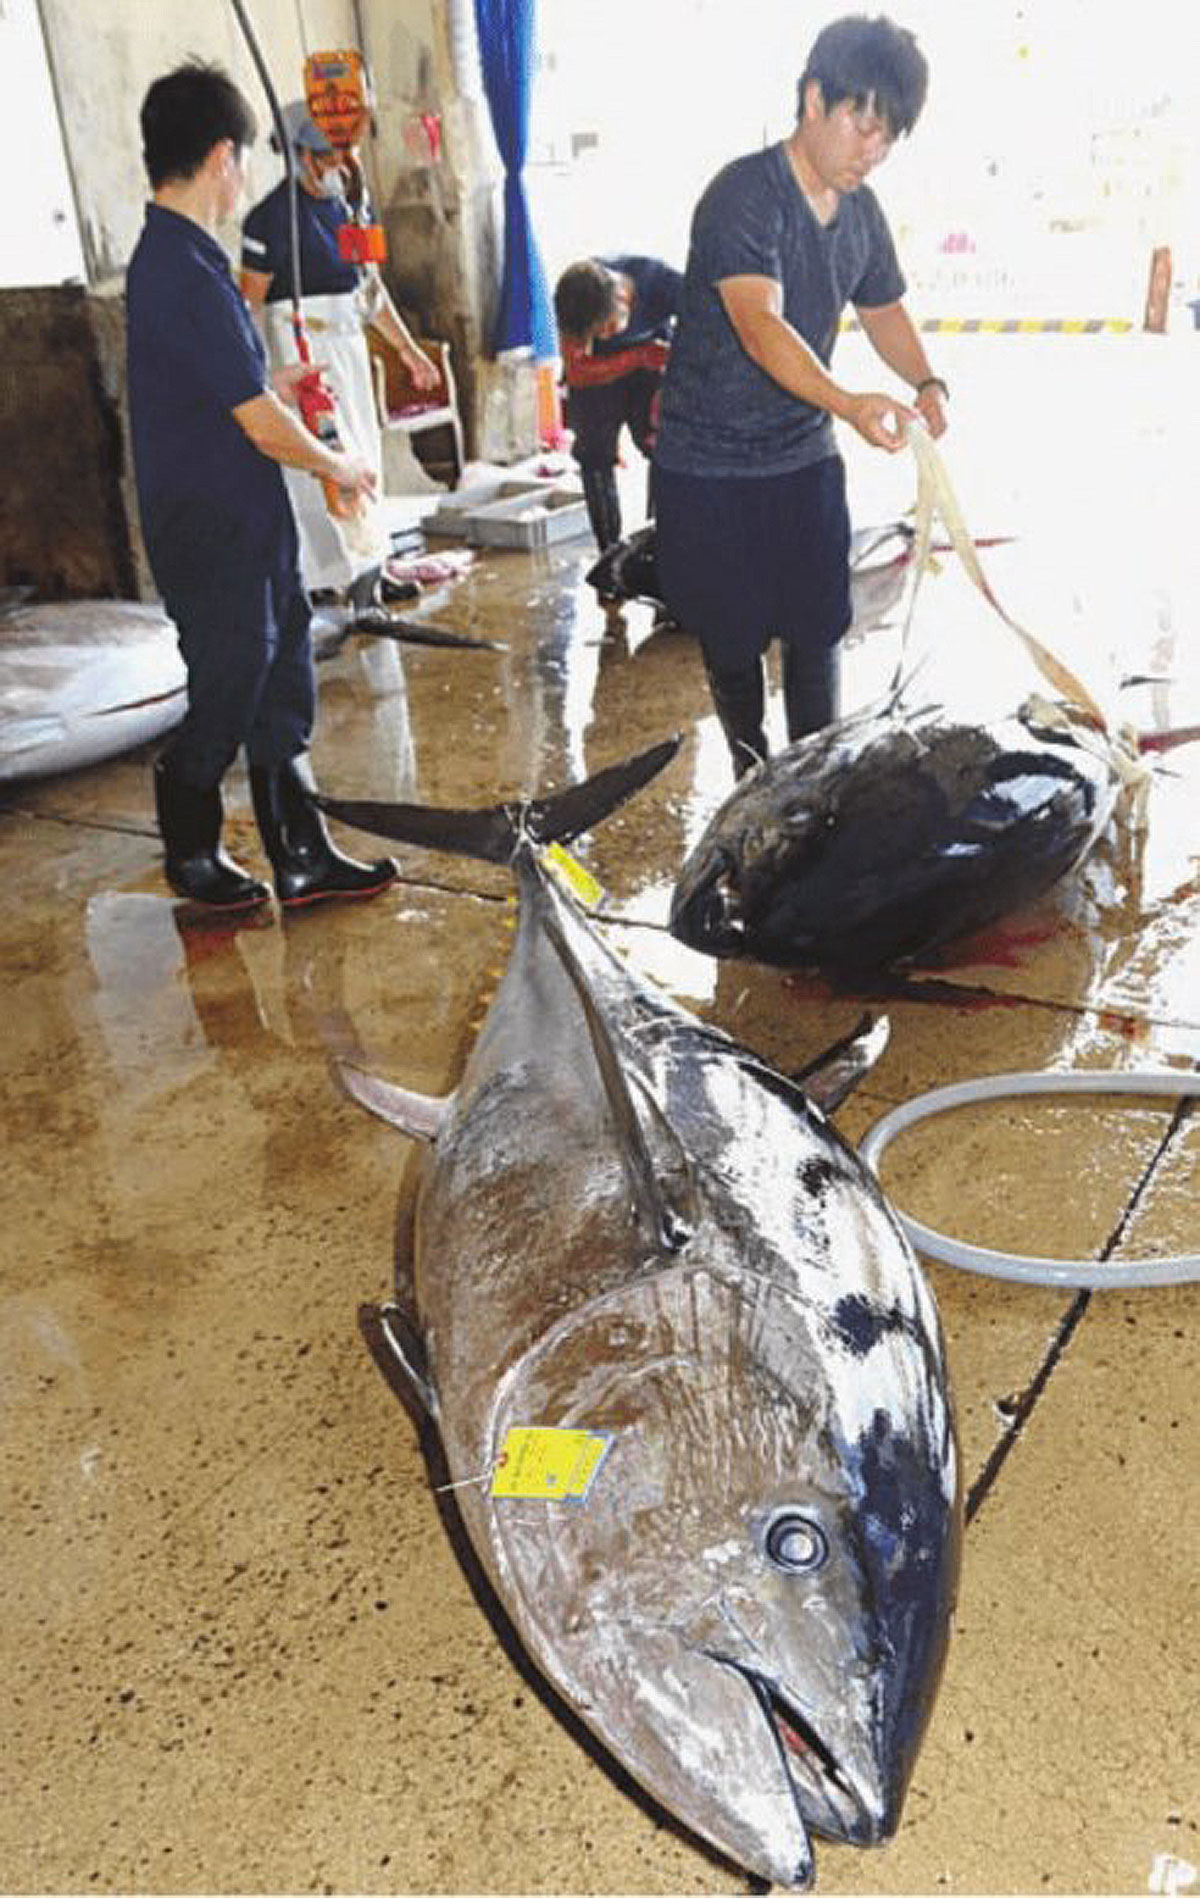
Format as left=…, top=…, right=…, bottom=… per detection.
left=318, top=742, right=960, bottom=1890
left=0, top=594, right=497, bottom=787
left=312, top=601, right=505, bottom=653
left=587, top=520, right=922, bottom=638
left=669, top=693, right=1137, bottom=979
left=0, top=597, right=187, bottom=782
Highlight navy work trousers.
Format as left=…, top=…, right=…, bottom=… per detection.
left=653, top=455, right=852, bottom=669
left=154, top=536, right=315, bottom=791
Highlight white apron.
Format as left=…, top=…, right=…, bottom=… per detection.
left=263, top=288, right=389, bottom=594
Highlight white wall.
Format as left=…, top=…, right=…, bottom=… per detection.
left=0, top=0, right=85, bottom=287
left=36, top=0, right=359, bottom=285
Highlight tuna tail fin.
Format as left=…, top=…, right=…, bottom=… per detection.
left=354, top=614, right=508, bottom=653
left=315, top=737, right=682, bottom=868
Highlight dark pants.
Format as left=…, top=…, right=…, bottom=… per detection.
left=154, top=540, right=315, bottom=790
left=654, top=456, right=851, bottom=663
left=655, top=456, right=851, bottom=761
left=566, top=368, right=662, bottom=470
left=568, top=367, right=663, bottom=550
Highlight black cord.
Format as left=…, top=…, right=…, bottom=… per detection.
left=227, top=0, right=304, bottom=344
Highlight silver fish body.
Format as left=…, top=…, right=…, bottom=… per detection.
left=342, top=792, right=960, bottom=1886
left=671, top=698, right=1122, bottom=976
left=0, top=599, right=186, bottom=781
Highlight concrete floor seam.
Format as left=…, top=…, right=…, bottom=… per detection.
left=0, top=800, right=156, bottom=838
left=965, top=1082, right=1197, bottom=1525
left=965, top=1289, right=1091, bottom=1524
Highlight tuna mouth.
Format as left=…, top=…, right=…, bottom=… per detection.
left=669, top=851, right=744, bottom=953
left=715, top=1656, right=879, bottom=1846
left=762, top=1679, right=864, bottom=1832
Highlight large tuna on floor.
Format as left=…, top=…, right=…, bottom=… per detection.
left=0, top=597, right=187, bottom=782
left=0, top=592, right=499, bottom=785
left=320, top=743, right=960, bottom=1889
left=670, top=695, right=1129, bottom=978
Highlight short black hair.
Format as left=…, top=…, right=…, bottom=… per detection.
left=140, top=60, right=257, bottom=189
left=798, top=15, right=928, bottom=138
left=554, top=261, right=619, bottom=345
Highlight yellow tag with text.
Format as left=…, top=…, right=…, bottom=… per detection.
left=491, top=1426, right=613, bottom=1502
left=541, top=842, right=605, bottom=910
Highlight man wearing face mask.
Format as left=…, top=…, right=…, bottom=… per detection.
left=127, top=61, right=398, bottom=910
left=240, top=102, right=438, bottom=606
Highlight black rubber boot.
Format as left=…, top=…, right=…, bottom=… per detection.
left=704, top=657, right=768, bottom=778
left=581, top=467, right=623, bottom=560
left=153, top=758, right=270, bottom=909
left=250, top=754, right=398, bottom=906
left=782, top=641, right=840, bottom=742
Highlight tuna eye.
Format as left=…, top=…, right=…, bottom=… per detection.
left=764, top=1511, right=827, bottom=1573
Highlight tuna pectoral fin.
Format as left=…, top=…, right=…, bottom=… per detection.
left=359, top=1301, right=437, bottom=1419
left=314, top=737, right=681, bottom=866
left=337, top=1063, right=451, bottom=1141
left=791, top=1014, right=890, bottom=1114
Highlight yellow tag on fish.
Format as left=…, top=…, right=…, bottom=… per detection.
left=541, top=841, right=605, bottom=910
left=491, top=1426, right=613, bottom=1501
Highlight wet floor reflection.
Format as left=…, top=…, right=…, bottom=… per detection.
left=312, top=635, right=418, bottom=799
left=80, top=888, right=392, bottom=1104
left=4, top=335, right=1199, bottom=1898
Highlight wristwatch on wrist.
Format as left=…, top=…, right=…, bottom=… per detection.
left=915, top=375, right=949, bottom=400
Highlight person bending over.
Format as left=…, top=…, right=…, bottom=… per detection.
left=554, top=255, right=682, bottom=564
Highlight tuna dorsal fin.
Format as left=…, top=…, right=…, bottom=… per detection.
left=359, top=1301, right=437, bottom=1420
left=791, top=1013, right=891, bottom=1113
left=314, top=737, right=681, bottom=867
left=337, top=1063, right=452, bottom=1141
left=532, top=874, right=694, bottom=1254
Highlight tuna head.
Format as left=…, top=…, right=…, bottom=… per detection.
left=465, top=1260, right=958, bottom=1887
left=670, top=760, right=830, bottom=961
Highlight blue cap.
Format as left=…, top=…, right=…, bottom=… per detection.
left=271, top=100, right=333, bottom=156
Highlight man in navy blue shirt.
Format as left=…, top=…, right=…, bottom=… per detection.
left=126, top=61, right=396, bottom=908
left=554, top=256, right=682, bottom=559
left=654, top=17, right=949, bottom=776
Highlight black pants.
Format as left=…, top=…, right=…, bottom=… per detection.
left=654, top=456, right=852, bottom=667
left=568, top=368, right=663, bottom=551
left=154, top=540, right=315, bottom=789
left=705, top=642, right=840, bottom=776
left=566, top=368, right=662, bottom=471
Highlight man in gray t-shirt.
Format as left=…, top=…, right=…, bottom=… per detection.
left=654, top=15, right=949, bottom=777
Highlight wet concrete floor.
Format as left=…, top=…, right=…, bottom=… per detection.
left=1, top=336, right=1198, bottom=1894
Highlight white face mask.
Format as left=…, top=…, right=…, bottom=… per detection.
left=313, top=164, right=344, bottom=199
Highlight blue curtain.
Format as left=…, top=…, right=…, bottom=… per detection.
left=474, top=0, right=556, bottom=361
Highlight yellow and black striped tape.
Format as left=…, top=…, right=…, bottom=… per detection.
left=842, top=316, right=1134, bottom=334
